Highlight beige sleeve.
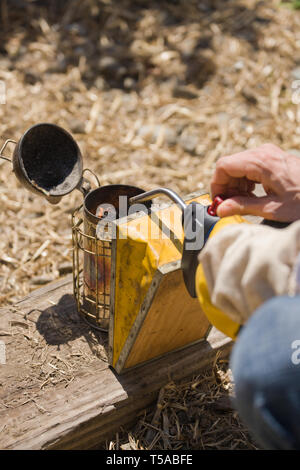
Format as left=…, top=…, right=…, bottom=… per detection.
left=199, top=220, right=300, bottom=324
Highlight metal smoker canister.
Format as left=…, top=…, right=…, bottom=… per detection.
left=76, top=184, right=150, bottom=331
left=0, top=123, right=83, bottom=204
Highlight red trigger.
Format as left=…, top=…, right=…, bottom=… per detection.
left=207, top=196, right=224, bottom=216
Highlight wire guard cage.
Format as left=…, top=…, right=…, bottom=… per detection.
left=72, top=205, right=112, bottom=332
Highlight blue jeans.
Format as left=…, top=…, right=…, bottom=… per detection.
left=230, top=295, right=300, bottom=450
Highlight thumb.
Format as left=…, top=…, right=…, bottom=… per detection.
left=216, top=195, right=280, bottom=219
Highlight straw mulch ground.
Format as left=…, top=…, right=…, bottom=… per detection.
left=0, top=0, right=299, bottom=450
left=103, top=357, right=259, bottom=450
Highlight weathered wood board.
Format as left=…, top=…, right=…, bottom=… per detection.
left=0, top=274, right=232, bottom=450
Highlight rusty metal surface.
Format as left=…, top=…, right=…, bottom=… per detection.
left=72, top=184, right=149, bottom=331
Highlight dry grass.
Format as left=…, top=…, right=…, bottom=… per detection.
left=0, top=0, right=299, bottom=450
left=103, top=357, right=259, bottom=450
left=1, top=0, right=300, bottom=305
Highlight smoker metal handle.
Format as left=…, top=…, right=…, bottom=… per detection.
left=0, top=139, right=17, bottom=163
left=129, top=188, right=187, bottom=212
left=78, top=168, right=101, bottom=197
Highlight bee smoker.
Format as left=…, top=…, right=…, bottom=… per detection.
left=1, top=122, right=241, bottom=373
left=0, top=123, right=149, bottom=332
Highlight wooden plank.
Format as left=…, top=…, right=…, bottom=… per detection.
left=0, top=275, right=231, bottom=449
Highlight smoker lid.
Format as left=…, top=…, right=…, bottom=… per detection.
left=15, top=123, right=83, bottom=198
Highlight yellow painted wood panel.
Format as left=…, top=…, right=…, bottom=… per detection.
left=124, top=267, right=210, bottom=369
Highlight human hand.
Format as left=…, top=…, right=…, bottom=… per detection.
left=210, top=144, right=300, bottom=222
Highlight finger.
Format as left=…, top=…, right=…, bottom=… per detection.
left=245, top=179, right=256, bottom=193
left=216, top=195, right=282, bottom=220
left=211, top=149, right=270, bottom=198
left=211, top=178, right=255, bottom=198
left=211, top=179, right=258, bottom=199
left=219, top=189, right=257, bottom=199
left=211, top=181, right=256, bottom=199
left=235, top=177, right=256, bottom=194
